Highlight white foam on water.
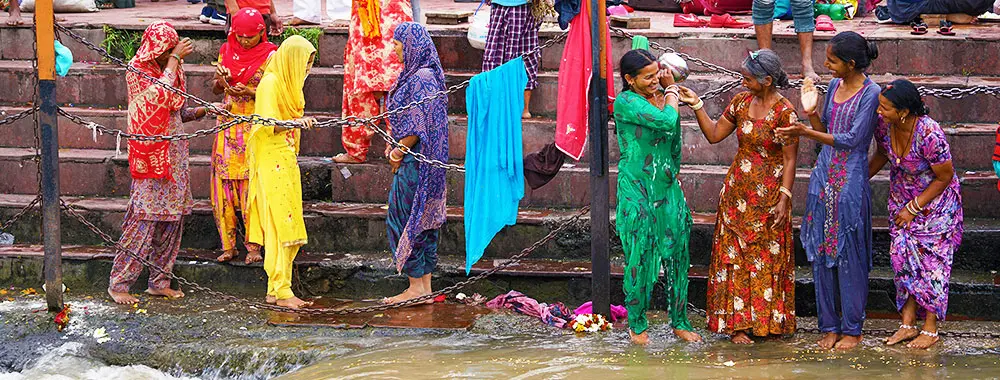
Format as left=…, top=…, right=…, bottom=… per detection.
left=0, top=342, right=199, bottom=380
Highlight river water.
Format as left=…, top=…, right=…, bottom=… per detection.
left=5, top=322, right=999, bottom=380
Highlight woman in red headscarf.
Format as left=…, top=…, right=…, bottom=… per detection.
left=109, top=21, right=194, bottom=305
left=211, top=7, right=278, bottom=265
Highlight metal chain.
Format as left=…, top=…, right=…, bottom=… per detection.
left=57, top=107, right=258, bottom=142
left=0, top=107, right=39, bottom=127
left=0, top=196, right=40, bottom=232
left=61, top=197, right=589, bottom=315
left=609, top=27, right=742, bottom=78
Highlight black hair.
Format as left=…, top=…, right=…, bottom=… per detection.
left=830, top=31, right=879, bottom=72
left=881, top=79, right=929, bottom=116
left=619, top=49, right=657, bottom=92
left=742, top=49, right=789, bottom=88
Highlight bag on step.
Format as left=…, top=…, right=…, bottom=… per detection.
left=20, top=0, right=98, bottom=12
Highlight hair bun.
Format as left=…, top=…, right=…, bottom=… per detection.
left=866, top=41, right=879, bottom=61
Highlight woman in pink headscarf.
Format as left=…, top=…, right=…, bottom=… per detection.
left=211, top=8, right=278, bottom=265
left=108, top=21, right=194, bottom=305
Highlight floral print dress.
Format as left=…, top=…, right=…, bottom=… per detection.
left=875, top=115, right=963, bottom=320
left=706, top=92, right=798, bottom=336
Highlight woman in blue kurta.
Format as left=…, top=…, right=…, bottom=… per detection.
left=382, top=22, right=449, bottom=305
left=777, top=31, right=880, bottom=350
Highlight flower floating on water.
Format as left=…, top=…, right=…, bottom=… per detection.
left=571, top=314, right=612, bottom=333
left=92, top=328, right=110, bottom=344
left=456, top=293, right=467, bottom=301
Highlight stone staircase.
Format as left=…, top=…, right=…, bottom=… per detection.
left=1, top=20, right=998, bottom=319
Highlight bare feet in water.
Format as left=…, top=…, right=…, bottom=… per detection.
left=886, top=326, right=919, bottom=346
left=146, top=287, right=185, bottom=299
left=907, top=331, right=939, bottom=349
left=108, top=289, right=138, bottom=305
left=835, top=335, right=862, bottom=350
left=332, top=153, right=364, bottom=164
left=216, top=249, right=238, bottom=262
left=265, top=295, right=276, bottom=304
left=817, top=332, right=839, bottom=349
left=629, top=329, right=649, bottom=345
left=276, top=296, right=312, bottom=309
left=674, top=329, right=703, bottom=343
left=245, top=249, right=263, bottom=265
left=731, top=331, right=754, bottom=344
left=380, top=286, right=432, bottom=305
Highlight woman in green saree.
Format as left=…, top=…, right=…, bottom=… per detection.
left=614, top=49, right=703, bottom=345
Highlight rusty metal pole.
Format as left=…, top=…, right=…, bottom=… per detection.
left=588, top=0, right=610, bottom=317
left=35, top=0, right=64, bottom=312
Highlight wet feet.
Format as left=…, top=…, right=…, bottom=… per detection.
left=817, top=332, right=839, bottom=349
left=907, top=331, right=939, bottom=349
left=265, top=295, right=276, bottom=304
left=108, top=289, right=139, bottom=305
left=245, top=249, right=263, bottom=265
left=886, top=326, right=919, bottom=346
left=276, top=296, right=313, bottom=309
left=629, top=330, right=649, bottom=345
left=216, top=249, right=238, bottom=263
left=835, top=334, right=862, bottom=350
left=674, top=329, right=703, bottom=343
left=730, top=331, right=754, bottom=345
left=145, top=287, right=185, bottom=299
left=332, top=153, right=364, bottom=164
left=380, top=287, right=431, bottom=306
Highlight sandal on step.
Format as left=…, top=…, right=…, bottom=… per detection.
left=911, top=20, right=928, bottom=35
left=937, top=20, right=955, bottom=35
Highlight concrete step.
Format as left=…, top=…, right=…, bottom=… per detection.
left=3, top=106, right=998, bottom=170
left=2, top=148, right=997, bottom=217
left=1, top=194, right=998, bottom=272
left=2, top=61, right=999, bottom=123
left=9, top=19, right=1000, bottom=76
left=2, top=244, right=998, bottom=320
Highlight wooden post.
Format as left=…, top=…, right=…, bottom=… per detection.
left=588, top=0, right=611, bottom=318
left=35, top=0, right=63, bottom=312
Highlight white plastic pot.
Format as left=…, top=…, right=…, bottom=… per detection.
left=467, top=6, right=490, bottom=50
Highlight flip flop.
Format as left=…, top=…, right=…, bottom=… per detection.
left=815, top=15, right=837, bottom=32
left=911, top=19, right=928, bottom=35
left=936, top=20, right=955, bottom=35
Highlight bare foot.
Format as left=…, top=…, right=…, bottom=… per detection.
left=275, top=296, right=312, bottom=309
left=245, top=249, right=263, bottom=265
left=907, top=332, right=939, bottom=349
left=108, top=289, right=139, bottom=305
left=817, top=332, right=839, bottom=349
left=522, top=110, right=532, bottom=119
left=674, top=329, right=703, bottom=343
left=145, top=287, right=185, bottom=299
left=288, top=17, right=321, bottom=26
left=6, top=12, right=23, bottom=26
left=380, top=287, right=430, bottom=305
left=886, top=326, right=919, bottom=346
left=332, top=153, right=364, bottom=164
left=835, top=335, right=863, bottom=350
left=802, top=68, right=821, bottom=83
left=265, top=295, right=276, bottom=304
left=629, top=329, right=649, bottom=345
left=731, top=331, right=754, bottom=344
left=216, top=249, right=238, bottom=263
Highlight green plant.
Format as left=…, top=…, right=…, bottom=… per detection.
left=272, top=27, right=323, bottom=59
left=101, top=26, right=142, bottom=62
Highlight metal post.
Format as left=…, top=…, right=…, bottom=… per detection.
left=36, top=0, right=63, bottom=312
left=588, top=0, right=610, bottom=318
left=411, top=0, right=421, bottom=24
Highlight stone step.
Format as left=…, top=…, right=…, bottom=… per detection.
left=3, top=106, right=998, bottom=170
left=2, top=61, right=999, bottom=123
left=11, top=18, right=1000, bottom=76
left=1, top=194, right=998, bottom=272
left=1, top=148, right=997, bottom=217
left=2, top=244, right=998, bottom=320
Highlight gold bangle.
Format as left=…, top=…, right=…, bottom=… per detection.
left=911, top=198, right=923, bottom=211
left=778, top=186, right=793, bottom=199
left=389, top=149, right=404, bottom=162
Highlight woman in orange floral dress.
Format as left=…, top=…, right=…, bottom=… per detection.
left=333, top=0, right=413, bottom=163
left=678, top=49, right=799, bottom=344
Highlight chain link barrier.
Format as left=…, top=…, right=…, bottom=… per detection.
left=0, top=107, right=39, bottom=127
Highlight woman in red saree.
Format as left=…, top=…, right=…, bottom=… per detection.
left=211, top=8, right=277, bottom=265
left=108, top=21, right=195, bottom=305
left=332, top=0, right=413, bottom=163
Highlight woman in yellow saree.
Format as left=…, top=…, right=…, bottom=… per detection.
left=245, top=35, right=317, bottom=309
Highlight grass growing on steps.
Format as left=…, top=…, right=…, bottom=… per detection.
left=271, top=27, right=323, bottom=60
left=101, top=26, right=142, bottom=62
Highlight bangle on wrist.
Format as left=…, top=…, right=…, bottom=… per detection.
left=170, top=53, right=182, bottom=62
left=389, top=149, right=404, bottom=162
left=778, top=186, right=793, bottom=199
left=689, top=99, right=704, bottom=111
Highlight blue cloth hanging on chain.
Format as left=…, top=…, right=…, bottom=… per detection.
left=464, top=57, right=527, bottom=274
left=55, top=40, right=73, bottom=77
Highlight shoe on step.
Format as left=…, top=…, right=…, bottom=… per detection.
left=708, top=13, right=753, bottom=28
left=673, top=13, right=708, bottom=27
left=199, top=6, right=213, bottom=23
left=209, top=9, right=227, bottom=26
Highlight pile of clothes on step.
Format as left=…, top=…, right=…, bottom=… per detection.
left=486, top=290, right=628, bottom=329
